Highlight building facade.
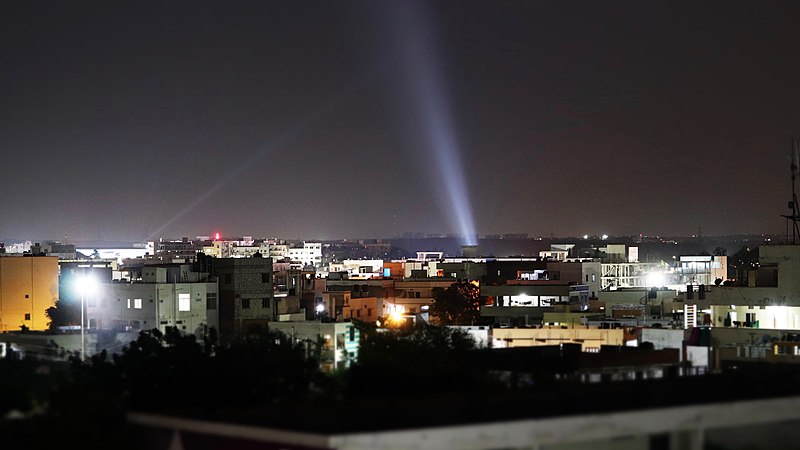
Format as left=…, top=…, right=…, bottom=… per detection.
left=0, top=255, right=59, bottom=332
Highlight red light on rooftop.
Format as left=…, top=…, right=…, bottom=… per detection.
left=214, top=232, right=221, bottom=241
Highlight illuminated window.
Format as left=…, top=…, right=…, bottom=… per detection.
left=134, top=298, right=142, bottom=309
left=127, top=298, right=131, bottom=309
left=178, top=293, right=190, bottom=311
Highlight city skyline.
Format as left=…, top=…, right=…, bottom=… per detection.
left=2, top=1, right=800, bottom=243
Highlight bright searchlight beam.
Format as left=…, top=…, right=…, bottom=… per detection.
left=391, top=1, right=477, bottom=246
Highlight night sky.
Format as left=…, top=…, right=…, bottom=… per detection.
left=2, top=1, right=800, bottom=244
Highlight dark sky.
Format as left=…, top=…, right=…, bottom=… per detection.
left=2, top=1, right=800, bottom=244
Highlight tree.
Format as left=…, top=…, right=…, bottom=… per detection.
left=45, top=298, right=81, bottom=330
left=345, top=325, right=482, bottom=397
left=731, top=245, right=759, bottom=267
left=430, top=280, right=483, bottom=325
left=729, top=245, right=759, bottom=281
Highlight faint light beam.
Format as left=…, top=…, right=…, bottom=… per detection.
left=145, top=65, right=385, bottom=241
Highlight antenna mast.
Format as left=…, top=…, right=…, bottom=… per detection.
left=781, top=139, right=800, bottom=244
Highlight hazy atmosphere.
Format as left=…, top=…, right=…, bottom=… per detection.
left=2, top=0, right=799, bottom=243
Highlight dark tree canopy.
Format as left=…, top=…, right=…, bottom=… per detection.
left=430, top=280, right=483, bottom=326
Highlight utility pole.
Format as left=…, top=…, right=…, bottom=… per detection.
left=782, top=139, right=800, bottom=244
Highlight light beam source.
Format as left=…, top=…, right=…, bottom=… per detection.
left=387, top=1, right=478, bottom=246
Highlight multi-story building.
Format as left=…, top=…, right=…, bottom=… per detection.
left=0, top=255, right=59, bottom=332
left=30, top=241, right=77, bottom=260
left=196, top=254, right=274, bottom=337
left=675, top=255, right=727, bottom=286
left=685, top=245, right=800, bottom=330
left=340, top=296, right=388, bottom=323
left=155, top=237, right=202, bottom=262
left=273, top=261, right=317, bottom=319
left=327, top=259, right=385, bottom=279
left=287, top=242, right=322, bottom=268
left=267, top=242, right=289, bottom=261
left=86, top=264, right=218, bottom=339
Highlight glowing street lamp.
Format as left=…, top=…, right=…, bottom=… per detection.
left=76, top=273, right=97, bottom=362
left=315, top=302, right=325, bottom=322
left=387, top=304, right=406, bottom=327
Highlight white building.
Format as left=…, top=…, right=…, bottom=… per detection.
left=287, top=242, right=322, bottom=268
left=328, top=259, right=385, bottom=279
left=685, top=245, right=800, bottom=331
left=85, top=264, right=219, bottom=340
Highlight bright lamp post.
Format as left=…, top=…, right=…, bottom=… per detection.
left=76, top=273, right=96, bottom=362
left=315, top=303, right=325, bottom=322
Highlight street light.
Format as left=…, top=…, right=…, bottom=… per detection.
left=76, top=273, right=97, bottom=362
left=315, top=303, right=325, bottom=322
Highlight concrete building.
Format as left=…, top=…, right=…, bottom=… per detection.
left=30, top=241, right=77, bottom=259
left=599, top=288, right=683, bottom=323
left=683, top=245, right=800, bottom=331
left=273, top=262, right=316, bottom=320
left=196, top=254, right=274, bottom=337
left=600, top=261, right=666, bottom=290
left=327, top=259, right=385, bottom=279
left=287, top=242, right=322, bottom=268
left=490, top=326, right=624, bottom=351
left=479, top=261, right=599, bottom=325
left=341, top=296, right=388, bottom=323
left=675, top=255, right=727, bottom=285
left=268, top=321, right=359, bottom=372
left=155, top=237, right=202, bottom=262
left=326, top=278, right=456, bottom=317
left=0, top=255, right=59, bottom=332
left=86, top=264, right=218, bottom=342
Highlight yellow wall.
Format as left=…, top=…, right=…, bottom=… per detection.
left=492, top=326, right=624, bottom=351
left=0, top=256, right=59, bottom=331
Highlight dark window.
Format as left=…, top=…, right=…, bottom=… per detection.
left=242, top=298, right=251, bottom=309
left=350, top=326, right=356, bottom=341
left=225, top=274, right=232, bottom=284
left=24, top=294, right=29, bottom=299
left=262, top=273, right=269, bottom=283
left=206, top=292, right=217, bottom=310
left=261, top=298, right=269, bottom=308
left=24, top=313, right=31, bottom=321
